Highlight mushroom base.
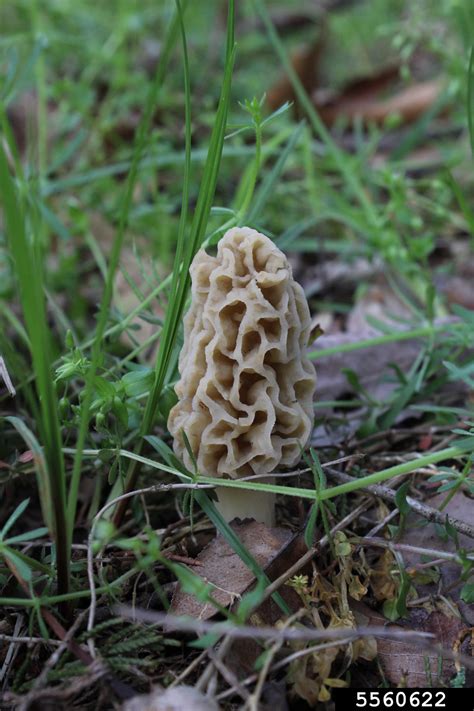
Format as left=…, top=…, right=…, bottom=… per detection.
left=216, top=478, right=275, bottom=527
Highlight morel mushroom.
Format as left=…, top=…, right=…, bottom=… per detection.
left=168, top=227, right=316, bottom=525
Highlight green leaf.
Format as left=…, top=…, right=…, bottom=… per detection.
left=254, top=648, right=272, bottom=671
left=156, top=382, right=179, bottom=422
left=6, top=527, right=49, bottom=545
left=2, top=547, right=33, bottom=582
left=334, top=531, right=352, bottom=558
left=383, top=598, right=400, bottom=622
left=182, top=430, right=198, bottom=475
left=460, top=582, right=474, bottom=603
left=394, top=481, right=411, bottom=517
left=122, top=369, right=154, bottom=398
left=304, top=502, right=319, bottom=550
left=342, top=368, right=364, bottom=394
left=168, top=561, right=214, bottom=603
left=236, top=579, right=266, bottom=622
left=189, top=630, right=221, bottom=648
left=247, top=121, right=304, bottom=223
left=1, top=546, right=51, bottom=575
left=445, top=516, right=460, bottom=547
left=1, top=498, right=30, bottom=539
left=4, top=417, right=53, bottom=534
left=92, top=376, right=116, bottom=400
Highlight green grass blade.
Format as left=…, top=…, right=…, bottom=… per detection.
left=66, top=2, right=186, bottom=541
left=246, top=121, right=304, bottom=224
left=308, top=322, right=461, bottom=360
left=468, top=45, right=474, bottom=158
left=251, top=0, right=380, bottom=232
left=195, top=441, right=474, bottom=502
left=112, top=0, right=236, bottom=525
left=144, top=3, right=235, bottom=426
left=0, top=141, right=69, bottom=597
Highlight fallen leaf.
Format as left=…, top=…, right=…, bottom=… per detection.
left=169, top=521, right=309, bottom=681
left=170, top=521, right=301, bottom=621
left=315, top=64, right=399, bottom=110
left=352, top=602, right=469, bottom=687
left=379, top=611, right=468, bottom=686
left=439, top=274, right=474, bottom=310
left=300, top=256, right=383, bottom=300
left=418, top=432, right=433, bottom=450
left=312, top=331, right=420, bottom=402
left=267, top=34, right=324, bottom=112
left=345, top=281, right=414, bottom=335
left=316, top=77, right=444, bottom=127
left=400, top=490, right=474, bottom=625
left=6, top=91, right=38, bottom=156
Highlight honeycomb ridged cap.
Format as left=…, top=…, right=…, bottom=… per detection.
left=168, top=226, right=317, bottom=479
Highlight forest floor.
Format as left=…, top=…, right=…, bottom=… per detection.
left=1, top=1, right=474, bottom=709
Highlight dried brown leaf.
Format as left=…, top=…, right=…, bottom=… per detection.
left=401, top=490, right=474, bottom=625
left=316, top=78, right=444, bottom=126
left=353, top=602, right=469, bottom=687
left=370, top=549, right=398, bottom=603
left=170, top=521, right=300, bottom=621
left=267, top=35, right=324, bottom=112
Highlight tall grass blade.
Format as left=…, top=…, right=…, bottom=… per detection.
left=251, top=0, right=380, bottom=232
left=67, top=2, right=187, bottom=541
left=468, top=45, right=474, bottom=157
left=113, top=0, right=236, bottom=525
left=0, top=141, right=69, bottom=597
left=247, top=121, right=304, bottom=224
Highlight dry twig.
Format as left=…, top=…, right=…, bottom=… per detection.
left=326, top=467, right=474, bottom=539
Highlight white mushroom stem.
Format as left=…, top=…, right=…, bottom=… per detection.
left=216, top=478, right=275, bottom=527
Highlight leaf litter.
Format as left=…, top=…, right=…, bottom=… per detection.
left=2, top=1, right=474, bottom=708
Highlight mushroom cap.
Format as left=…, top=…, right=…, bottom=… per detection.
left=168, top=226, right=317, bottom=479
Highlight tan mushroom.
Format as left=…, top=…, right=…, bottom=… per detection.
left=168, top=227, right=316, bottom=525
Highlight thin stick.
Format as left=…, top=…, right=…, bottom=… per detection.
left=326, top=467, right=474, bottom=539
left=207, top=643, right=250, bottom=702
left=217, top=636, right=356, bottom=702
left=116, top=607, right=435, bottom=645
left=246, top=611, right=303, bottom=711
left=357, top=536, right=474, bottom=562
left=0, top=635, right=61, bottom=647
left=0, top=615, right=23, bottom=686
left=195, top=635, right=234, bottom=692
left=169, top=648, right=209, bottom=689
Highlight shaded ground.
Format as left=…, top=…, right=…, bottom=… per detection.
left=0, top=1, right=473, bottom=708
